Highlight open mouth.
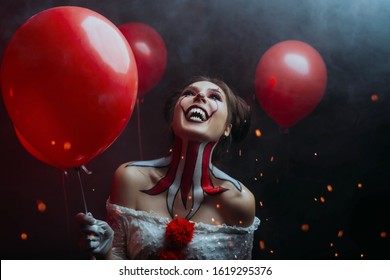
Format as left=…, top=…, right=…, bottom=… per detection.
left=185, top=106, right=209, bottom=123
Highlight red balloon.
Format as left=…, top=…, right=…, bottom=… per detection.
left=1, top=6, right=138, bottom=168
left=255, top=40, right=327, bottom=128
left=15, top=128, right=65, bottom=170
left=118, top=22, right=167, bottom=97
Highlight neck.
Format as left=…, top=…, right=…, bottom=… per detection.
left=142, top=136, right=228, bottom=219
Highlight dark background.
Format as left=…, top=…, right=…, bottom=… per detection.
left=1, top=0, right=389, bottom=260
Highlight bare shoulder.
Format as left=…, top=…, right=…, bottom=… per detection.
left=109, top=162, right=161, bottom=209
left=219, top=180, right=256, bottom=227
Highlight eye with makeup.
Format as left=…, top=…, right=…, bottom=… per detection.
left=209, top=92, right=222, bottom=102
left=182, top=90, right=196, bottom=97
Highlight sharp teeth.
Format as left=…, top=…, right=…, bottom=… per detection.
left=187, top=107, right=207, bottom=122
left=189, top=115, right=202, bottom=122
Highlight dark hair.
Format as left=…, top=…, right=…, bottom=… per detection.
left=164, top=76, right=251, bottom=156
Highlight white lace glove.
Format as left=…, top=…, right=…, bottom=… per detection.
left=76, top=212, right=114, bottom=258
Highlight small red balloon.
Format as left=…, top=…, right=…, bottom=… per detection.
left=1, top=6, right=138, bottom=168
left=119, top=22, right=167, bottom=97
left=255, top=40, right=327, bottom=128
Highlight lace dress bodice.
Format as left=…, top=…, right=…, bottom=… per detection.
left=106, top=200, right=260, bottom=260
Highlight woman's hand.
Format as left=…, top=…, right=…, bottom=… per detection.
left=76, top=212, right=114, bottom=259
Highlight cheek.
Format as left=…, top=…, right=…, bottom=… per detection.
left=209, top=100, right=219, bottom=114
left=178, top=96, right=188, bottom=110
left=214, top=104, right=229, bottom=123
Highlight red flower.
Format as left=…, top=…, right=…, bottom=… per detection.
left=159, top=249, right=184, bottom=260
left=165, top=218, right=195, bottom=248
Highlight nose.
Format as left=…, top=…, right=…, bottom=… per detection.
left=194, top=92, right=206, bottom=103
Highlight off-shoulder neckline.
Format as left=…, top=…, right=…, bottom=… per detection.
left=106, top=199, right=260, bottom=233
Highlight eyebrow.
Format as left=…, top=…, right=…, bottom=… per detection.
left=187, top=86, right=223, bottom=95
left=209, top=88, right=222, bottom=94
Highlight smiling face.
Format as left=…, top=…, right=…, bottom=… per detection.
left=171, top=81, right=232, bottom=143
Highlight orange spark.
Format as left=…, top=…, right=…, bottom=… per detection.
left=259, top=240, right=266, bottom=250
left=301, top=224, right=310, bottom=232
left=36, top=200, right=47, bottom=212
left=21, top=233, right=28, bottom=240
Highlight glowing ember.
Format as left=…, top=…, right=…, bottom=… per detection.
left=259, top=201, right=264, bottom=207
left=301, top=224, right=310, bottom=232
left=255, top=129, right=262, bottom=137
left=36, top=200, right=47, bottom=212
left=371, top=94, right=379, bottom=102
left=327, top=185, right=333, bottom=192
left=259, top=240, right=265, bottom=250
left=338, top=230, right=344, bottom=238
left=20, top=233, right=28, bottom=240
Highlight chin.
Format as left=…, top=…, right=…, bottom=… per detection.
left=172, top=116, right=222, bottom=143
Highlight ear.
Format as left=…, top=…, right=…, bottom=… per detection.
left=224, top=123, right=232, bottom=137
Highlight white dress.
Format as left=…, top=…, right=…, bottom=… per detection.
left=106, top=200, right=260, bottom=260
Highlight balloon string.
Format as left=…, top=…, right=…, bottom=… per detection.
left=137, top=98, right=144, bottom=160
left=61, top=170, right=71, bottom=250
left=285, top=129, right=291, bottom=176
left=279, top=127, right=290, bottom=176
left=75, top=167, right=88, bottom=214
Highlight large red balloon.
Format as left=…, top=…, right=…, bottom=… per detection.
left=15, top=128, right=65, bottom=170
left=255, top=40, right=327, bottom=128
left=118, top=22, right=167, bottom=97
left=1, top=6, right=138, bottom=168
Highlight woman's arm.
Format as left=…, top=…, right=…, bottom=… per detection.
left=222, top=183, right=256, bottom=227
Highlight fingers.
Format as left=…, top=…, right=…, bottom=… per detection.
left=85, top=232, right=100, bottom=250
left=94, top=220, right=114, bottom=238
left=76, top=212, right=108, bottom=237
left=83, top=227, right=113, bottom=256
left=76, top=212, right=114, bottom=257
left=79, top=232, right=103, bottom=253
left=75, top=212, right=95, bottom=225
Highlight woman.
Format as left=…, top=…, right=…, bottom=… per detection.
left=77, top=77, right=260, bottom=259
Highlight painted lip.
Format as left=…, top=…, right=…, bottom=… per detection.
left=183, top=105, right=210, bottom=123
